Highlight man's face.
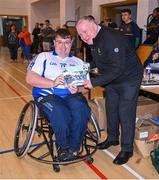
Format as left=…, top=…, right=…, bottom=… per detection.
left=152, top=10, right=158, bottom=18
left=54, top=35, right=72, bottom=58
left=76, top=20, right=95, bottom=45
left=121, top=12, right=131, bottom=23
left=45, top=21, right=49, bottom=27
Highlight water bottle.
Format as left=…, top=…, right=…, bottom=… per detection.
left=145, top=66, right=151, bottom=81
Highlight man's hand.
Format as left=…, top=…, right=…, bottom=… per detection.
left=78, top=86, right=89, bottom=94
left=83, top=80, right=93, bottom=89
left=68, top=85, right=78, bottom=94
left=53, top=75, right=64, bottom=87
left=152, top=53, right=159, bottom=61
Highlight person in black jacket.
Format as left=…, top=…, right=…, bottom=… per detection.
left=41, top=20, right=55, bottom=51
left=76, top=16, right=143, bottom=165
left=119, top=9, right=141, bottom=49
left=104, top=17, right=118, bottom=29
left=32, top=23, right=40, bottom=54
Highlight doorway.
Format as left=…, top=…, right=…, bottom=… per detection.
left=100, top=0, right=137, bottom=27
left=0, top=15, right=28, bottom=47
left=2, top=18, right=23, bottom=46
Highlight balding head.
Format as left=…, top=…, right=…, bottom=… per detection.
left=76, top=16, right=98, bottom=45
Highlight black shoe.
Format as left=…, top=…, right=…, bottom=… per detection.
left=57, top=148, right=79, bottom=162
left=57, top=148, right=69, bottom=161
left=67, top=149, right=79, bottom=161
left=113, top=151, right=133, bottom=165
left=97, top=139, right=119, bottom=150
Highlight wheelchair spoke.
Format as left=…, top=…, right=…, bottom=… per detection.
left=14, top=100, right=38, bottom=157
left=14, top=101, right=101, bottom=168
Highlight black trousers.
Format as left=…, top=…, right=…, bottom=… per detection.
left=32, top=38, right=39, bottom=54
left=104, top=76, right=143, bottom=152
left=8, top=44, right=18, bottom=60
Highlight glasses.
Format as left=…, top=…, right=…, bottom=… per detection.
left=55, top=40, right=72, bottom=46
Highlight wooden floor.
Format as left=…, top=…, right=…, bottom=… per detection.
left=0, top=47, right=158, bottom=179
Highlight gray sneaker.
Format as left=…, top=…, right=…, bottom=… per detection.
left=57, top=148, right=69, bottom=161
left=57, top=148, right=79, bottom=162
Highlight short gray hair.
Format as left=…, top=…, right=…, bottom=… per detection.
left=76, top=15, right=97, bottom=26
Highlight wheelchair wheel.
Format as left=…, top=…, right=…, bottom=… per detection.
left=87, top=112, right=101, bottom=144
left=14, top=100, right=38, bottom=158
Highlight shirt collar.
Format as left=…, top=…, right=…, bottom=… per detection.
left=97, top=25, right=101, bottom=33
left=52, top=51, right=73, bottom=57
left=93, top=25, right=106, bottom=45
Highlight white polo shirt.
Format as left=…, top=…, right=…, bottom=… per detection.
left=28, top=51, right=84, bottom=97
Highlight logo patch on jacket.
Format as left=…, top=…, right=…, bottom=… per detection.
left=97, top=48, right=102, bottom=55
left=114, top=48, right=119, bottom=53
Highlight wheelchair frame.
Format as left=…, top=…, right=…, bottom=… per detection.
left=14, top=100, right=101, bottom=172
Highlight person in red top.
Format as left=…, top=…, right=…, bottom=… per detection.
left=18, top=26, right=32, bottom=62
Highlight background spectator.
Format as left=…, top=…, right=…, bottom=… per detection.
left=18, top=26, right=32, bottom=63
left=119, top=9, right=141, bottom=49
left=144, top=7, right=159, bottom=44
left=40, top=20, right=55, bottom=51
left=7, top=24, right=19, bottom=63
left=104, top=17, right=118, bottom=29
left=32, top=23, right=40, bottom=54
left=39, top=23, right=44, bottom=52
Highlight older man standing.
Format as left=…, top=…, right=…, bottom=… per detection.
left=76, top=16, right=143, bottom=165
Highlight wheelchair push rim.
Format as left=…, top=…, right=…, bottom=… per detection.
left=14, top=100, right=38, bottom=158
left=27, top=111, right=101, bottom=165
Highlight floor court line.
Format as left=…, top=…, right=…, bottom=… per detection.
left=0, top=148, right=14, bottom=155
left=0, top=50, right=30, bottom=75
left=0, top=147, right=107, bottom=179
left=0, top=60, right=26, bottom=74
left=0, top=75, right=107, bottom=180
left=103, top=149, right=144, bottom=179
left=0, top=71, right=143, bottom=179
left=0, top=95, right=32, bottom=101
left=0, top=70, right=144, bottom=179
left=0, top=76, right=28, bottom=103
left=0, top=143, right=45, bottom=155
left=0, top=67, right=31, bottom=93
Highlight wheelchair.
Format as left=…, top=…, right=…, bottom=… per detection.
left=14, top=100, right=101, bottom=172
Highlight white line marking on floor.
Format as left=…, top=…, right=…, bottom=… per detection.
left=0, top=95, right=32, bottom=101
left=1, top=60, right=26, bottom=74
left=102, top=149, right=145, bottom=180
left=0, top=67, right=31, bottom=93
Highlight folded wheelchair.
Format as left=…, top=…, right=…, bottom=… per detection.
left=14, top=100, right=101, bottom=172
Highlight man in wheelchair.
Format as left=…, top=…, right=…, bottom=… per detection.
left=26, top=28, right=91, bottom=162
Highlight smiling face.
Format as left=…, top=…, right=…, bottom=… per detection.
left=76, top=19, right=98, bottom=45
left=54, top=35, right=72, bottom=58
left=121, top=12, right=131, bottom=24
left=152, top=9, right=159, bottom=18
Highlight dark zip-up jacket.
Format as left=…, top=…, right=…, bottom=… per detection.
left=90, top=27, right=143, bottom=87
